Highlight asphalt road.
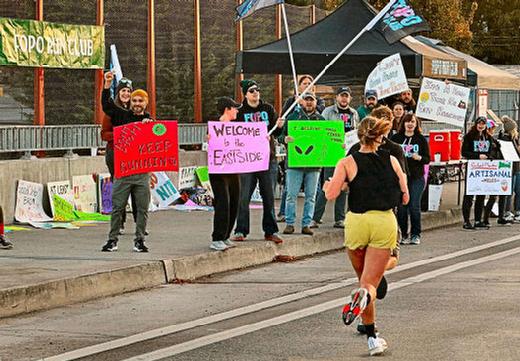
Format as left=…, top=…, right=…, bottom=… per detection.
left=1, top=223, right=520, bottom=361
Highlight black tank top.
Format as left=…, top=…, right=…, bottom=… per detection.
left=348, top=150, right=401, bottom=213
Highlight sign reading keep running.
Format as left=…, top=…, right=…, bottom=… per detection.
left=0, top=17, right=104, bottom=69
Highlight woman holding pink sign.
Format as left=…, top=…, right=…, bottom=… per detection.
left=208, top=97, right=242, bottom=252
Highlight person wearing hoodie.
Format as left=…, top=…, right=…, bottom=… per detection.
left=461, top=116, right=493, bottom=230
left=391, top=113, right=430, bottom=245
left=500, top=116, right=520, bottom=221
left=231, top=80, right=284, bottom=245
left=311, top=86, right=359, bottom=229
left=280, top=91, right=325, bottom=236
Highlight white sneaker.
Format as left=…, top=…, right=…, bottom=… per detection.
left=410, top=235, right=421, bottom=245
left=309, top=220, right=319, bottom=228
left=504, top=212, right=515, bottom=222
left=400, top=237, right=411, bottom=245
left=368, top=336, right=388, bottom=356
left=222, top=239, right=236, bottom=248
left=209, top=241, right=228, bottom=251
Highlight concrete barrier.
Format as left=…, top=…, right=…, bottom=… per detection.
left=0, top=150, right=208, bottom=222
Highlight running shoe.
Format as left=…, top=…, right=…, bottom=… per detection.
left=133, top=239, right=149, bottom=253
left=400, top=236, right=411, bottom=245
left=497, top=218, right=512, bottom=226
left=222, top=239, right=236, bottom=248
left=410, top=235, right=421, bottom=245
left=101, top=239, right=118, bottom=252
left=232, top=232, right=246, bottom=242
left=309, top=220, right=319, bottom=228
left=368, top=336, right=388, bottom=356
left=474, top=221, right=490, bottom=229
left=463, top=222, right=475, bottom=230
left=209, top=241, right=228, bottom=251
left=0, top=235, right=13, bottom=250
left=342, top=288, right=369, bottom=326
left=333, top=220, right=345, bottom=229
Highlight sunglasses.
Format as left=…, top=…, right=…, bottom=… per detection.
left=248, top=87, right=260, bottom=93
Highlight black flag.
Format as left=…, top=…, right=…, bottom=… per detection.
left=377, top=0, right=431, bottom=44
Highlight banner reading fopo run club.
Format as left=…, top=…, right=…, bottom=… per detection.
left=0, top=17, right=104, bottom=69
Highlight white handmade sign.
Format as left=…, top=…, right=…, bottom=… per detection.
left=150, top=171, right=180, bottom=209
left=365, top=53, right=408, bottom=99
left=344, top=130, right=360, bottom=154
left=466, top=160, right=513, bottom=195
left=178, top=166, right=198, bottom=189
left=498, top=140, right=520, bottom=161
left=416, top=77, right=470, bottom=127
left=15, top=180, right=52, bottom=223
left=72, top=175, right=98, bottom=213
left=47, top=180, right=73, bottom=217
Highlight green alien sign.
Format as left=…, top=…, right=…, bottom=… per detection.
left=287, top=121, right=345, bottom=168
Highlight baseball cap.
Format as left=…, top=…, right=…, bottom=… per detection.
left=336, top=86, right=352, bottom=96
left=302, top=91, right=316, bottom=100
left=365, top=89, right=378, bottom=99
left=217, top=96, right=241, bottom=113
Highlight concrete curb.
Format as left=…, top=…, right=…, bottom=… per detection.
left=0, top=209, right=461, bottom=319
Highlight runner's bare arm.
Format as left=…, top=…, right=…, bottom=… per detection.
left=390, top=155, right=409, bottom=205
left=324, top=158, right=349, bottom=200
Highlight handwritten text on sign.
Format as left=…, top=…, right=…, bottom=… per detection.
left=208, top=121, right=269, bottom=174
left=466, top=160, right=512, bottom=196
left=288, top=121, right=345, bottom=168
left=365, top=53, right=408, bottom=99
left=416, top=77, right=470, bottom=127
left=113, top=121, right=179, bottom=178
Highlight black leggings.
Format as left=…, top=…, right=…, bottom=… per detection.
left=462, top=195, right=485, bottom=223
left=209, top=174, right=240, bottom=242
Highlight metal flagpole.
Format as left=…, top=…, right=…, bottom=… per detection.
left=268, top=0, right=398, bottom=135
left=281, top=2, right=299, bottom=97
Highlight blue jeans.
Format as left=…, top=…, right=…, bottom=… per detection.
left=397, top=176, right=425, bottom=237
left=285, top=169, right=320, bottom=227
left=313, top=167, right=346, bottom=222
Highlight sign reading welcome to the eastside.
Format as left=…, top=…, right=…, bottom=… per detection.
left=207, top=121, right=270, bottom=174
left=113, top=121, right=179, bottom=179
left=0, top=17, right=104, bottom=68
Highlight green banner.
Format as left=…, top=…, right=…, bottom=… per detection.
left=52, top=194, right=76, bottom=222
left=287, top=121, right=345, bottom=168
left=0, top=17, right=104, bottom=69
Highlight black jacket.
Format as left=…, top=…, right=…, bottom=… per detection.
left=102, top=89, right=151, bottom=126
left=461, top=130, right=492, bottom=160
left=237, top=99, right=281, bottom=161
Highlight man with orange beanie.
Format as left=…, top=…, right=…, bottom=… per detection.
left=100, top=72, right=154, bottom=253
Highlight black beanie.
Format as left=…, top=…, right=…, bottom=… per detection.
left=240, top=79, right=258, bottom=95
left=116, top=77, right=133, bottom=95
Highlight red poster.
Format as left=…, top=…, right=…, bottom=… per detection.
left=113, top=121, right=179, bottom=178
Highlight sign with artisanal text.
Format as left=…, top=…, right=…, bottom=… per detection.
left=416, top=77, right=470, bottom=127
left=15, top=180, right=52, bottom=223
left=207, top=121, right=269, bottom=174
left=466, top=160, right=512, bottom=195
left=113, top=121, right=179, bottom=178
left=288, top=121, right=345, bottom=168
left=0, top=17, right=104, bottom=68
left=365, top=53, right=408, bottom=99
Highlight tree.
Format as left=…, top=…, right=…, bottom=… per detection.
left=471, top=0, right=520, bottom=64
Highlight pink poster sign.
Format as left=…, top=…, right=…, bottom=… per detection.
left=207, top=121, right=270, bottom=174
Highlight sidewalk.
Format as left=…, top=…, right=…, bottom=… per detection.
left=0, top=182, right=462, bottom=319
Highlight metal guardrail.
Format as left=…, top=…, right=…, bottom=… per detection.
left=0, top=123, right=208, bottom=154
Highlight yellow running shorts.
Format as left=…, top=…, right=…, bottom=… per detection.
left=344, top=210, right=397, bottom=250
